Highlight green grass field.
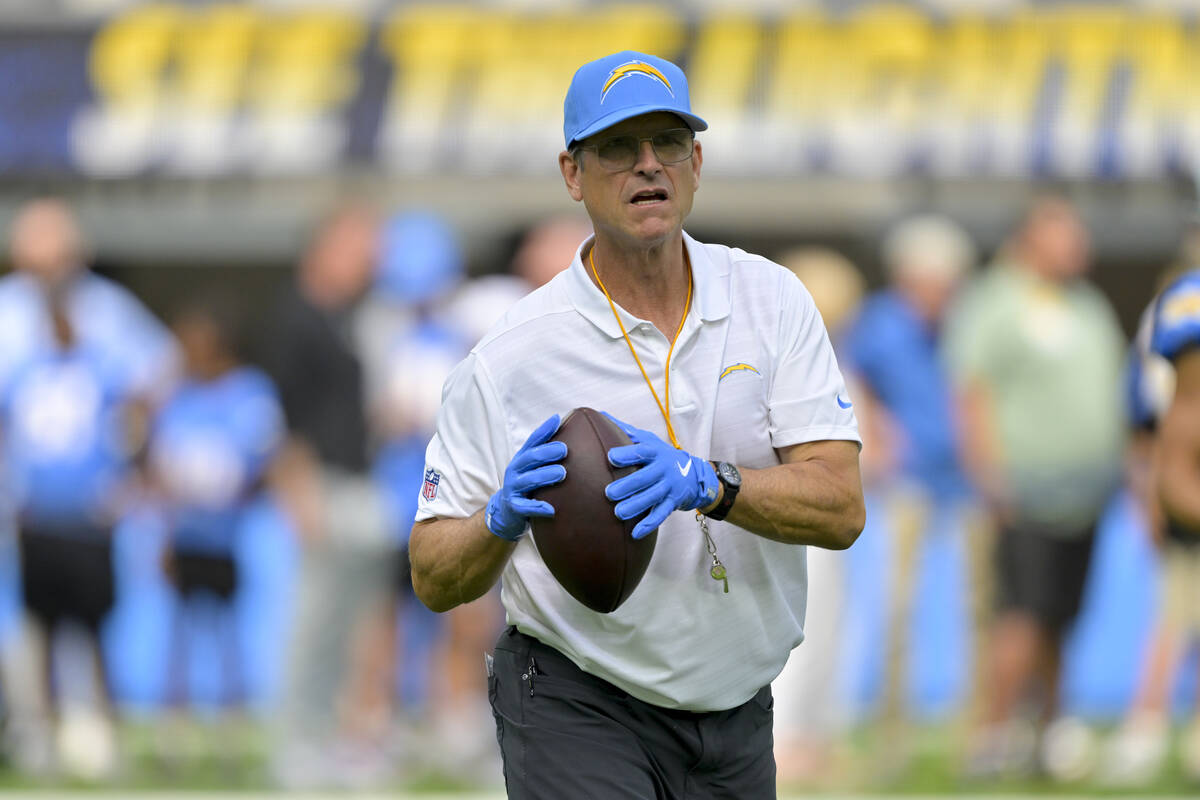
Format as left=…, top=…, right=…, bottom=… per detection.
left=2, top=717, right=1197, bottom=798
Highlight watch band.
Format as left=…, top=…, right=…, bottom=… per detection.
left=705, top=461, right=740, bottom=521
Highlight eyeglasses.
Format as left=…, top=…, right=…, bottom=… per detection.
left=575, top=128, right=695, bottom=172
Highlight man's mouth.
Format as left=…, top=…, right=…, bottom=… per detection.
left=630, top=189, right=668, bottom=206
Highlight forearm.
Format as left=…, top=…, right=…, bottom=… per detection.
left=957, top=382, right=1008, bottom=506
left=715, top=441, right=865, bottom=549
left=409, top=511, right=517, bottom=613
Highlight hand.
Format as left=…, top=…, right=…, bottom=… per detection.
left=602, top=412, right=720, bottom=539
left=485, top=414, right=568, bottom=541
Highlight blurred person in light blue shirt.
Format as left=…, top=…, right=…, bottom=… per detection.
left=148, top=292, right=284, bottom=716
left=367, top=213, right=593, bottom=779
left=0, top=201, right=176, bottom=405
left=0, top=197, right=176, bottom=778
left=366, top=210, right=478, bottom=774
left=842, top=214, right=986, bottom=770
left=845, top=217, right=976, bottom=502
left=1, top=314, right=136, bottom=531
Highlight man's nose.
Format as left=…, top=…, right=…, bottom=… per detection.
left=633, top=139, right=662, bottom=174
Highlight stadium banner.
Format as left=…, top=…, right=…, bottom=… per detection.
left=1, top=2, right=1196, bottom=180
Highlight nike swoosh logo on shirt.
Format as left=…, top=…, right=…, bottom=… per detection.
left=677, top=460, right=692, bottom=477
left=837, top=395, right=853, bottom=409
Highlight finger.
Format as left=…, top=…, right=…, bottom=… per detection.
left=520, top=414, right=562, bottom=450
left=605, top=462, right=661, bottom=501
left=511, top=497, right=555, bottom=518
left=599, top=410, right=637, bottom=439
left=614, top=483, right=667, bottom=521
left=607, top=443, right=655, bottom=468
left=632, top=499, right=675, bottom=539
left=513, top=464, right=567, bottom=494
left=512, top=441, right=568, bottom=472
left=601, top=412, right=665, bottom=447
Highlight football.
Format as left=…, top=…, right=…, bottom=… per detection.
left=530, top=407, right=654, bottom=613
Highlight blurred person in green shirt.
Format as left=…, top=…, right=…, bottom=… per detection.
left=945, top=193, right=1125, bottom=779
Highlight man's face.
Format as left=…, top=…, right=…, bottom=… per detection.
left=1023, top=199, right=1091, bottom=282
left=9, top=199, right=82, bottom=288
left=559, top=112, right=701, bottom=250
left=303, top=206, right=379, bottom=308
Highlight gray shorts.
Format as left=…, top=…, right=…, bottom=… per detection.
left=488, top=627, right=776, bottom=800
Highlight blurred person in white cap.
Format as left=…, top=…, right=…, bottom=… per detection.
left=769, top=246, right=866, bottom=787
left=841, top=213, right=986, bottom=773
left=944, top=192, right=1125, bottom=779
left=0, top=197, right=176, bottom=779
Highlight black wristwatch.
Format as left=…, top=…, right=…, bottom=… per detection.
left=705, top=461, right=741, bottom=521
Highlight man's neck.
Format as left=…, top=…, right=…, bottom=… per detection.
left=588, top=233, right=691, bottom=336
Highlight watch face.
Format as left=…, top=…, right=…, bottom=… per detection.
left=718, top=462, right=741, bottom=487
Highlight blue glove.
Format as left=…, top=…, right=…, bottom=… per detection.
left=602, top=413, right=720, bottom=540
left=485, top=414, right=568, bottom=541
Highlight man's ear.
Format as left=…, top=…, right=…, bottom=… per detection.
left=559, top=151, right=584, bottom=202
left=691, top=139, right=702, bottom=192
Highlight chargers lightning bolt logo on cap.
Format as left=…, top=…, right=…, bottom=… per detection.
left=601, top=61, right=674, bottom=103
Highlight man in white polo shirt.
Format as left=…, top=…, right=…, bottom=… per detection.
left=410, top=50, right=865, bottom=798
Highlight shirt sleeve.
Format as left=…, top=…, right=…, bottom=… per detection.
left=98, top=280, right=180, bottom=402
left=236, top=372, right=286, bottom=474
left=415, top=352, right=510, bottom=522
left=766, top=271, right=862, bottom=448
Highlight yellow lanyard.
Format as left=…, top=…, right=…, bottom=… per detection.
left=589, top=247, right=691, bottom=449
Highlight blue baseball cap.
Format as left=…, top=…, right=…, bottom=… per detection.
left=563, top=50, right=707, bottom=148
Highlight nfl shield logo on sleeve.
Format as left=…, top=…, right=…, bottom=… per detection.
left=422, top=468, right=441, bottom=501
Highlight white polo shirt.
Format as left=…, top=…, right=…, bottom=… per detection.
left=416, top=231, right=860, bottom=712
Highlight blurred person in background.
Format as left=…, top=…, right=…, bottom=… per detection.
left=842, top=214, right=985, bottom=771
left=373, top=213, right=593, bottom=782
left=769, top=246, right=866, bottom=786
left=261, top=202, right=397, bottom=788
left=441, top=215, right=594, bottom=347
left=945, top=193, right=1125, bottom=779
left=425, top=215, right=593, bottom=782
left=0, top=197, right=176, bottom=779
left=362, top=210, right=479, bottom=776
left=1102, top=249, right=1200, bottom=786
left=510, top=215, right=596, bottom=292
left=147, top=291, right=283, bottom=758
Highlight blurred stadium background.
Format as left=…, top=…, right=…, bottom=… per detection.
left=1, top=0, right=1200, bottom=797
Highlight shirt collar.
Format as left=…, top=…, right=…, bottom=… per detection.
left=564, top=231, right=731, bottom=340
